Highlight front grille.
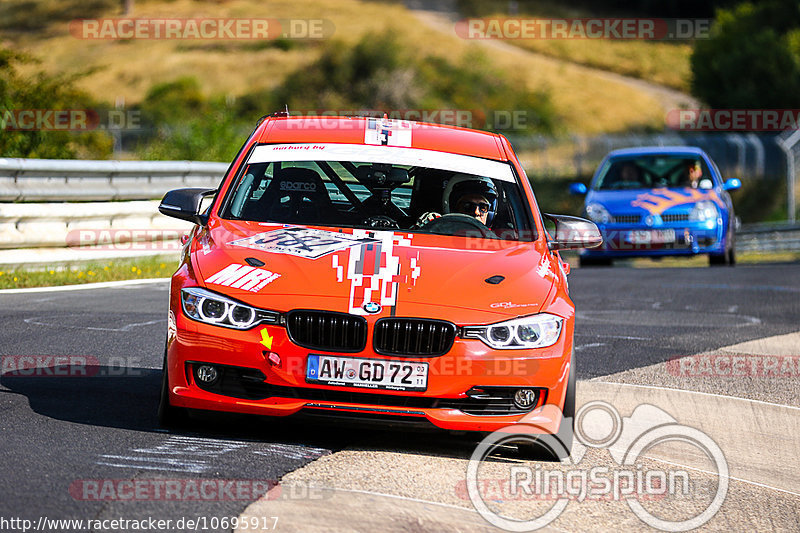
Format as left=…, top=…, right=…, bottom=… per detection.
left=612, top=214, right=641, bottom=224
left=286, top=310, right=367, bottom=352
left=192, top=364, right=546, bottom=416
left=662, top=213, right=690, bottom=222
left=373, top=318, right=456, bottom=357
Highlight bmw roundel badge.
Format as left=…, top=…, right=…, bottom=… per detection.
left=363, top=302, right=382, bottom=314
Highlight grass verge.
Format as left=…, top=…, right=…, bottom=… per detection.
left=0, top=254, right=177, bottom=290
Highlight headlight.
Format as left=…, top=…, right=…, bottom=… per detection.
left=585, top=202, right=613, bottom=224
left=462, top=313, right=564, bottom=350
left=689, top=200, right=719, bottom=222
left=180, top=287, right=280, bottom=329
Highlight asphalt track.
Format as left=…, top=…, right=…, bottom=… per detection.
left=0, top=262, right=798, bottom=532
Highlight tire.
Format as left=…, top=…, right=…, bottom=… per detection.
left=579, top=256, right=612, bottom=267
left=709, top=231, right=735, bottom=267
left=727, top=233, right=736, bottom=265
left=517, top=363, right=575, bottom=461
left=157, top=344, right=190, bottom=428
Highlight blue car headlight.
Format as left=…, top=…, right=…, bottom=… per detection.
left=689, top=201, right=719, bottom=223
left=462, top=313, right=563, bottom=350
left=585, top=202, right=613, bottom=224
left=181, top=287, right=280, bottom=329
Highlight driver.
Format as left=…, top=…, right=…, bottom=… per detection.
left=684, top=160, right=704, bottom=188
left=417, top=175, right=498, bottom=227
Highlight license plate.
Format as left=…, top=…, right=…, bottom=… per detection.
left=626, top=229, right=676, bottom=244
left=306, top=354, right=428, bottom=391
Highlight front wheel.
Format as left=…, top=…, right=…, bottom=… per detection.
left=517, top=363, right=575, bottom=461
left=157, top=345, right=190, bottom=428
left=709, top=233, right=735, bottom=267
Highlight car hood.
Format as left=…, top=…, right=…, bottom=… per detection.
left=190, top=221, right=559, bottom=322
left=588, top=188, right=723, bottom=215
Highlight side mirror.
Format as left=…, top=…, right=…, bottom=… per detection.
left=569, top=182, right=588, bottom=195
left=723, top=178, right=742, bottom=191
left=158, top=188, right=217, bottom=225
left=544, top=213, right=602, bottom=251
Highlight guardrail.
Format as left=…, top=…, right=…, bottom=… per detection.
left=1, top=159, right=798, bottom=256
left=0, top=158, right=227, bottom=202
left=736, top=223, right=800, bottom=253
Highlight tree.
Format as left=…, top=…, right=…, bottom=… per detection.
left=691, top=1, right=800, bottom=108
left=0, top=47, right=112, bottom=159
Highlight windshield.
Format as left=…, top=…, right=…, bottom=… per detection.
left=220, top=144, right=536, bottom=241
left=594, top=155, right=713, bottom=190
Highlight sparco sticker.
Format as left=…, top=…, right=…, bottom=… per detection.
left=229, top=228, right=377, bottom=259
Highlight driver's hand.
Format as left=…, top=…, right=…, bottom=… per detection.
left=416, top=212, right=441, bottom=226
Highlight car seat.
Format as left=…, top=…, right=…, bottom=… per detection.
left=250, top=167, right=334, bottom=223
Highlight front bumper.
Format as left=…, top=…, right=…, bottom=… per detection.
left=166, top=310, right=573, bottom=434
left=581, top=223, right=726, bottom=258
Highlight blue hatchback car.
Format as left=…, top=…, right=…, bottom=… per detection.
left=571, top=146, right=741, bottom=266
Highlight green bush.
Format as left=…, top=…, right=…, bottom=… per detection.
left=134, top=77, right=253, bottom=161
left=0, top=0, right=117, bottom=31
left=129, top=30, right=559, bottom=161
left=0, top=46, right=113, bottom=159
left=728, top=178, right=787, bottom=223
left=692, top=1, right=800, bottom=108
left=273, top=31, right=557, bottom=134
left=139, top=77, right=206, bottom=125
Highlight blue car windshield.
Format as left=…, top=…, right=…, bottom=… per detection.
left=595, top=156, right=712, bottom=190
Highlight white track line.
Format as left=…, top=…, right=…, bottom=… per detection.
left=636, top=455, right=800, bottom=498
left=586, top=380, right=800, bottom=411
left=0, top=278, right=169, bottom=294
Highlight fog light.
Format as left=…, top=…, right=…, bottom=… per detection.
left=196, top=365, right=219, bottom=384
left=513, top=388, right=537, bottom=410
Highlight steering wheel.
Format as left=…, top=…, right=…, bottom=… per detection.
left=420, top=213, right=496, bottom=238
left=363, top=215, right=399, bottom=229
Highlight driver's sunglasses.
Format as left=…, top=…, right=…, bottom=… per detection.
left=458, top=200, right=491, bottom=214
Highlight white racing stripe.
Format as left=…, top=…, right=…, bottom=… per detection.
left=248, top=143, right=515, bottom=182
